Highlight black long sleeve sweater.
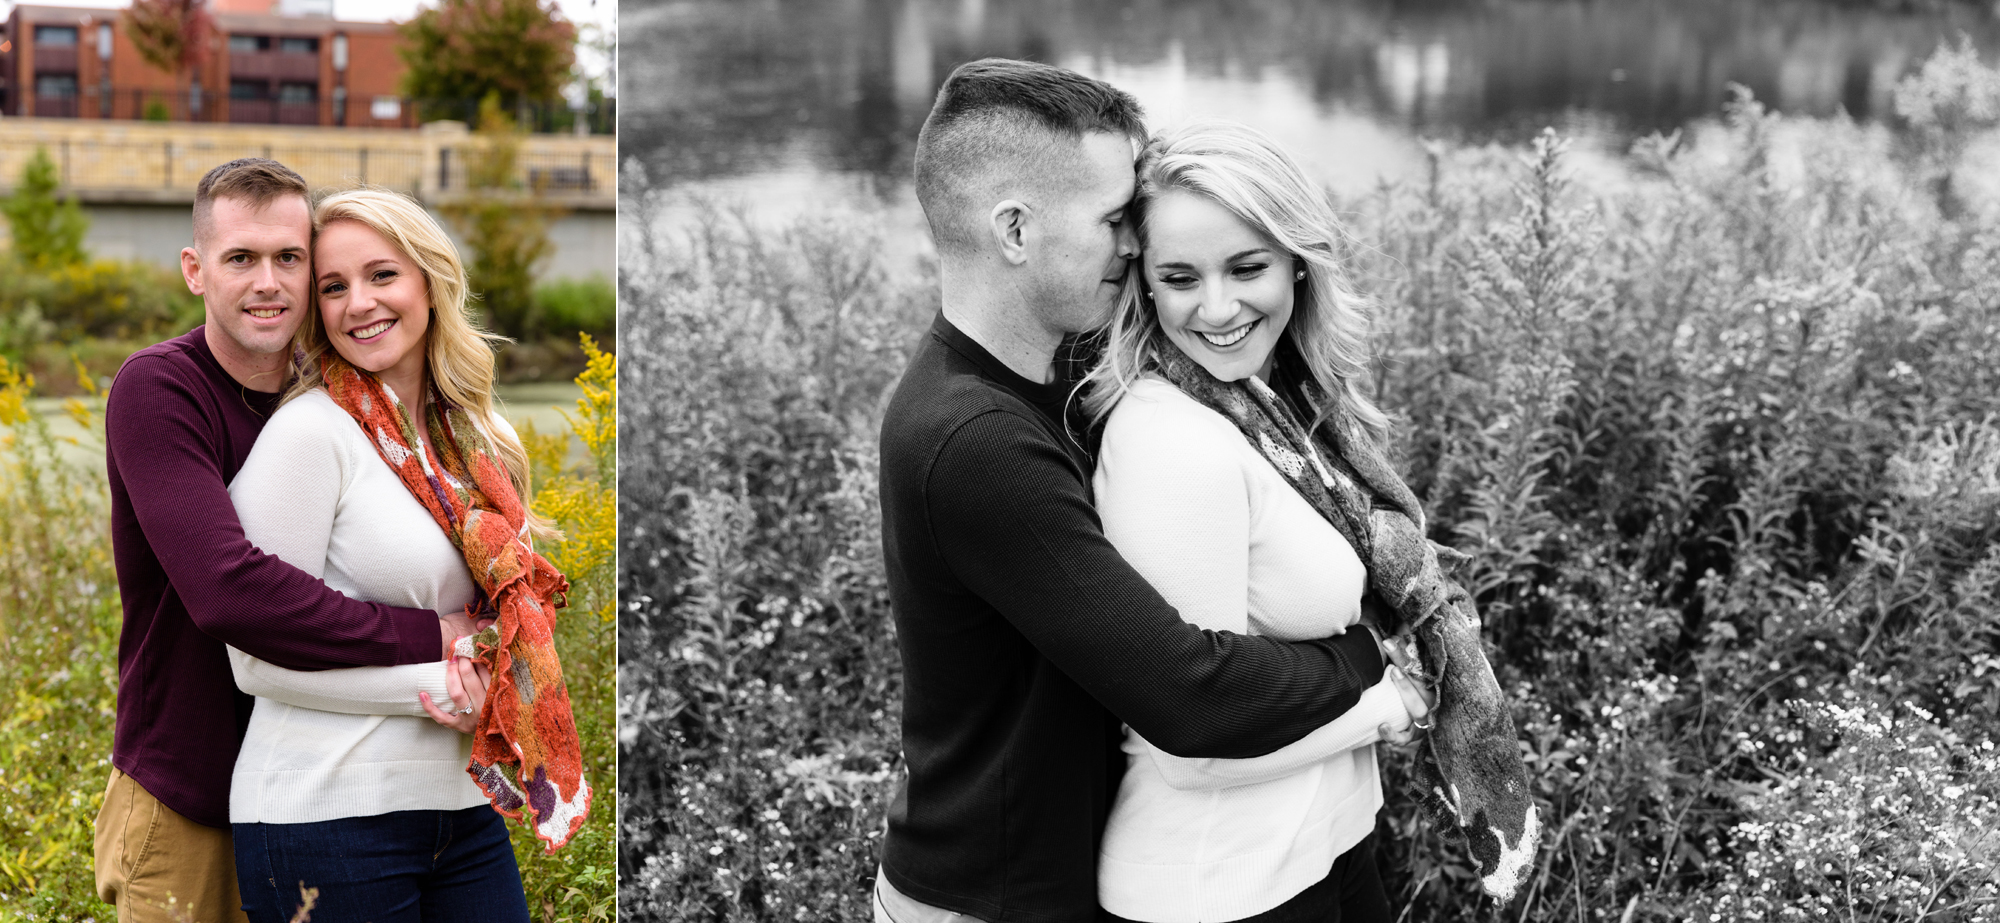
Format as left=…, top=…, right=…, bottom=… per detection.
left=876, top=314, right=1385, bottom=923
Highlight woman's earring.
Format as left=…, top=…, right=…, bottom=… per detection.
left=1295, top=269, right=1306, bottom=281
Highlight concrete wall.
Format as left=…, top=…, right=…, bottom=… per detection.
left=77, top=201, right=614, bottom=282
left=0, top=118, right=614, bottom=209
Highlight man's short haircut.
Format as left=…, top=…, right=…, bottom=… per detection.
left=192, top=158, right=310, bottom=251
left=914, top=58, right=1146, bottom=256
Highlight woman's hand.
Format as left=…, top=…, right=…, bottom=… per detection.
left=1368, top=625, right=1437, bottom=745
left=420, top=656, right=492, bottom=733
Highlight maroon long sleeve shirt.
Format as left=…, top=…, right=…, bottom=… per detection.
left=105, top=327, right=441, bottom=828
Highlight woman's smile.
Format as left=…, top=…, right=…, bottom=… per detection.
left=1196, top=318, right=1260, bottom=348
left=349, top=318, right=396, bottom=341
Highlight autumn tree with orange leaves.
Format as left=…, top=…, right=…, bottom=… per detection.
left=124, top=0, right=213, bottom=92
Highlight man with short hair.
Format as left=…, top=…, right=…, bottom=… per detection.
left=874, top=60, right=1389, bottom=922
left=94, top=158, right=477, bottom=923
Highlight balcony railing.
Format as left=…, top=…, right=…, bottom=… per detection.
left=9, top=84, right=614, bottom=134
left=32, top=94, right=80, bottom=118
left=228, top=50, right=321, bottom=81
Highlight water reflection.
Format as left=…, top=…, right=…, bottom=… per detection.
left=620, top=0, right=1998, bottom=219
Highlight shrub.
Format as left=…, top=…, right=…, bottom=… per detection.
left=444, top=96, right=562, bottom=343
left=0, top=257, right=203, bottom=351
left=1, top=148, right=88, bottom=270
left=536, top=275, right=615, bottom=341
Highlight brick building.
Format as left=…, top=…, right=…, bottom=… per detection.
left=0, top=0, right=413, bottom=127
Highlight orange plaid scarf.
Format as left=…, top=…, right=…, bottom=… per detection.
left=321, top=353, right=592, bottom=852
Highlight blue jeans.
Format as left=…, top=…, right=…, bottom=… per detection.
left=233, top=807, right=529, bottom=923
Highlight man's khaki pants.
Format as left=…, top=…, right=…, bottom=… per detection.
left=94, top=768, right=251, bottom=923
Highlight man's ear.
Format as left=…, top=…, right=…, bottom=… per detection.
left=180, top=247, right=206, bottom=297
left=988, top=200, right=1031, bottom=266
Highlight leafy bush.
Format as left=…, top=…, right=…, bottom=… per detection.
left=1, top=148, right=88, bottom=271
left=444, top=96, right=559, bottom=343
left=536, top=275, right=616, bottom=342
left=621, top=43, right=2000, bottom=922
left=0, top=258, right=203, bottom=351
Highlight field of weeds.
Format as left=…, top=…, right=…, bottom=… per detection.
left=621, top=48, right=2000, bottom=923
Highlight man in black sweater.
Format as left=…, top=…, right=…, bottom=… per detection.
left=874, top=59, right=1389, bottom=923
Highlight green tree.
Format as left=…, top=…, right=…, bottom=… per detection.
left=2, top=148, right=89, bottom=270
left=398, top=0, right=577, bottom=120
left=443, top=95, right=561, bottom=341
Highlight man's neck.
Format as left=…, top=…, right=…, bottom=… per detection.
left=202, top=324, right=288, bottom=394
left=940, top=276, right=1062, bottom=385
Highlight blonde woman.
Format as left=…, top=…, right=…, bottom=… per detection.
left=1081, top=118, right=1534, bottom=923
left=223, top=188, right=588, bottom=922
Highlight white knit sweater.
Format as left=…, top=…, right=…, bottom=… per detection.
left=1093, top=376, right=1413, bottom=923
left=224, top=388, right=495, bottom=825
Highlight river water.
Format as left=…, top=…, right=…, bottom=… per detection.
left=619, top=0, right=2000, bottom=252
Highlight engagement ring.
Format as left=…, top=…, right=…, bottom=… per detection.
left=458, top=706, right=474, bottom=715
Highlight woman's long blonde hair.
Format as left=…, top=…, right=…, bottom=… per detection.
left=1078, top=119, right=1389, bottom=446
left=285, top=187, right=556, bottom=540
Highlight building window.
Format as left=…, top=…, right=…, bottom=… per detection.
left=278, top=82, right=316, bottom=104
left=278, top=37, right=318, bottom=54
left=228, top=35, right=271, bottom=53
left=36, top=74, right=79, bottom=97
left=231, top=79, right=267, bottom=100
left=35, top=26, right=79, bottom=46
left=96, top=22, right=113, bottom=60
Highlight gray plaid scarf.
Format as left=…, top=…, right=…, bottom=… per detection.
left=1149, top=335, right=1541, bottom=901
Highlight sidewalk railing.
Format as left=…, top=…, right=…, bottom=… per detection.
left=0, top=131, right=612, bottom=205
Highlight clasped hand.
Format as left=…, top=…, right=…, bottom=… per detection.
left=420, top=655, right=493, bottom=734
left=1366, top=624, right=1438, bottom=746
left=426, top=611, right=498, bottom=734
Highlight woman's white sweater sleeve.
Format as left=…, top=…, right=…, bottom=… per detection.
left=226, top=397, right=448, bottom=718
left=1099, top=387, right=1412, bottom=791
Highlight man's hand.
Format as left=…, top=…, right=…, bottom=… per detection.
left=438, top=611, right=499, bottom=660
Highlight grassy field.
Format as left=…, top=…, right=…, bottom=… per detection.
left=619, top=47, right=2000, bottom=923
left=0, top=336, right=617, bottom=923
